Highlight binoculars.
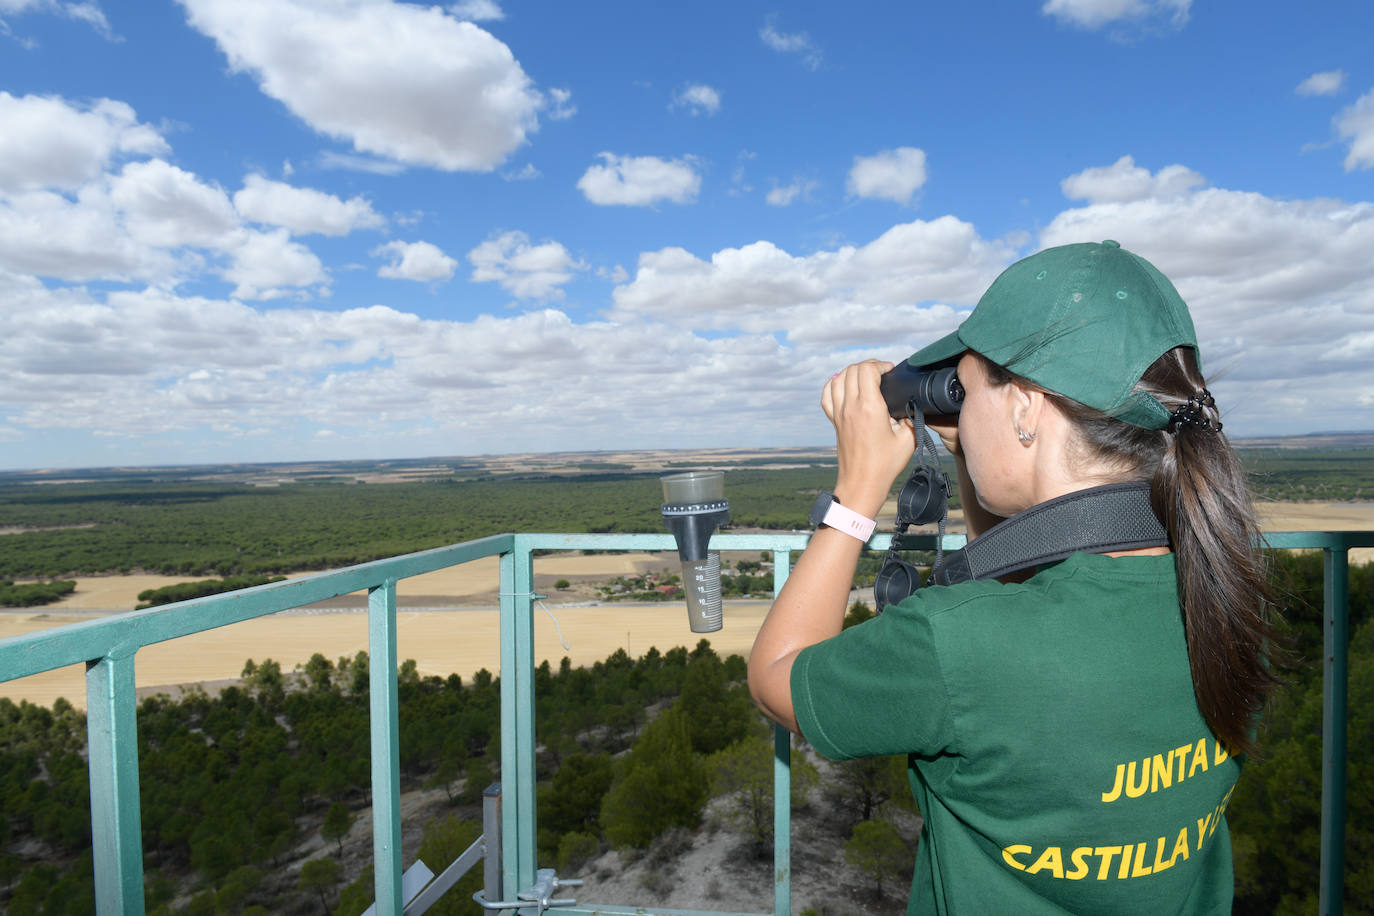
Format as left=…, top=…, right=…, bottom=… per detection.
left=879, top=362, right=964, bottom=418
left=872, top=360, right=962, bottom=612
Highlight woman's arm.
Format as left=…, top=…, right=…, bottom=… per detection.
left=746, top=525, right=868, bottom=732
left=748, top=360, right=917, bottom=732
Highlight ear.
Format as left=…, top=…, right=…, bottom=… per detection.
left=1011, top=381, right=1046, bottom=437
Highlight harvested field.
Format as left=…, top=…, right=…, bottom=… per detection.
left=0, top=600, right=773, bottom=709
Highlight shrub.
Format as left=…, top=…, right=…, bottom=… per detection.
left=556, top=831, right=600, bottom=873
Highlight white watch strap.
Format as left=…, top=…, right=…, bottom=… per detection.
left=821, top=500, right=877, bottom=541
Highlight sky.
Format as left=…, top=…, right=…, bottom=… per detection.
left=0, top=0, right=1372, bottom=471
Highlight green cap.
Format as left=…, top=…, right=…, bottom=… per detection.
left=904, top=240, right=1198, bottom=429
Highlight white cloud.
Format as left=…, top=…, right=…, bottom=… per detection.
left=1296, top=70, right=1346, bottom=97
left=448, top=0, right=501, bottom=22
left=317, top=151, right=407, bottom=176
left=609, top=215, right=1015, bottom=345
left=673, top=84, right=721, bottom=116
left=730, top=149, right=757, bottom=196
left=110, top=159, right=239, bottom=249
left=0, top=185, right=176, bottom=282
left=0, top=290, right=420, bottom=434
left=547, top=87, right=576, bottom=121
left=0, top=120, right=333, bottom=298
left=1336, top=88, right=1374, bottom=172
left=0, top=0, right=115, bottom=38
left=1039, top=159, right=1374, bottom=392
left=577, top=153, right=701, bottom=206
left=467, top=230, right=586, bottom=300
left=0, top=92, right=167, bottom=191
left=847, top=147, right=927, bottom=205
left=1041, top=0, right=1190, bottom=29
left=760, top=15, right=821, bottom=70
left=8, top=156, right=1374, bottom=462
left=176, top=0, right=544, bottom=171
left=765, top=178, right=817, bottom=207
left=373, top=240, right=457, bottom=283
left=597, top=264, right=629, bottom=284
left=0, top=283, right=833, bottom=456
left=233, top=174, right=385, bottom=236
left=0, top=154, right=293, bottom=290
left=1327, top=330, right=1374, bottom=362
left=1060, top=155, right=1205, bottom=203
left=0, top=18, right=37, bottom=49
left=502, top=163, right=541, bottom=181
left=56, top=1, right=114, bottom=37
left=223, top=228, right=327, bottom=299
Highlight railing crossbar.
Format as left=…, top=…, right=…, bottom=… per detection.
left=405, top=836, right=484, bottom=915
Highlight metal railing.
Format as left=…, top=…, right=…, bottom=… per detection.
left=0, top=529, right=1367, bottom=915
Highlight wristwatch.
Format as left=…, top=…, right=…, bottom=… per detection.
left=809, top=491, right=877, bottom=542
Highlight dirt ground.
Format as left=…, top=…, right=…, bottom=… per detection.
left=2, top=502, right=1370, bottom=709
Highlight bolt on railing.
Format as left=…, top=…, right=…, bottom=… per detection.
left=0, top=529, right=1366, bottom=914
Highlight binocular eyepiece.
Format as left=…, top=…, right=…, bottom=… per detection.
left=879, top=363, right=964, bottom=419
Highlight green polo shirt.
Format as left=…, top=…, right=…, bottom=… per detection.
left=793, top=552, right=1238, bottom=915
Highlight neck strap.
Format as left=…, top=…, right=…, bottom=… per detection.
left=931, top=481, right=1169, bottom=586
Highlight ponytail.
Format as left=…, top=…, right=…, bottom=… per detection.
left=1143, top=349, right=1281, bottom=759
left=979, top=348, right=1282, bottom=757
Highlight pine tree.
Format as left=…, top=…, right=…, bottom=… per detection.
left=601, top=707, right=708, bottom=848
left=321, top=801, right=355, bottom=854
left=298, top=857, right=342, bottom=914
left=844, top=819, right=911, bottom=897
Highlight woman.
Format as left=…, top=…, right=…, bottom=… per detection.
left=748, top=241, right=1278, bottom=914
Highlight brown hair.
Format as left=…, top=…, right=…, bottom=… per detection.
left=979, top=348, right=1281, bottom=758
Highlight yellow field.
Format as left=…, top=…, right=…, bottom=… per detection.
left=2, top=501, right=1369, bottom=709
left=0, top=601, right=772, bottom=710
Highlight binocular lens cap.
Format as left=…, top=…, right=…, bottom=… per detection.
left=874, top=559, right=923, bottom=613
left=897, top=468, right=946, bottom=525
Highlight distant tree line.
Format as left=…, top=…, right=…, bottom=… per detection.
left=0, top=580, right=76, bottom=607
left=0, top=470, right=842, bottom=579
left=136, top=575, right=287, bottom=609
left=1239, top=448, right=1374, bottom=502
left=5, top=447, right=1368, bottom=580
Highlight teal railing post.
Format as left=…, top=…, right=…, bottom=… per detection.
left=771, top=547, right=793, bottom=916
left=1320, top=542, right=1349, bottom=916
left=500, top=538, right=538, bottom=897
left=368, top=578, right=404, bottom=915
left=85, top=648, right=145, bottom=915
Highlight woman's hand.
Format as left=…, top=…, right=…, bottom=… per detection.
left=924, top=412, right=961, bottom=457
left=822, top=360, right=917, bottom=518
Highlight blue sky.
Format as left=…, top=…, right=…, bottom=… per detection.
left=1, top=0, right=1372, bottom=470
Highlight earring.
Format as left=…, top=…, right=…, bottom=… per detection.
left=1016, top=426, right=1036, bottom=444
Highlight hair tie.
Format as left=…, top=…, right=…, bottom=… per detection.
left=1167, top=388, right=1222, bottom=434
